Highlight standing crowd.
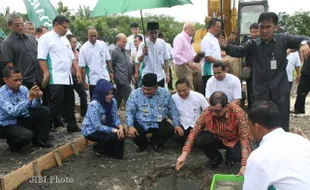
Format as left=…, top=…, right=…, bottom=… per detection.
left=0, top=12, right=310, bottom=189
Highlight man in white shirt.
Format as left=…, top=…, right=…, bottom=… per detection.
left=159, top=33, right=173, bottom=90
left=137, top=21, right=170, bottom=88
left=79, top=26, right=113, bottom=98
left=201, top=18, right=228, bottom=96
left=286, top=49, right=301, bottom=91
left=172, top=78, right=208, bottom=146
left=126, top=22, right=144, bottom=53
left=206, top=62, right=241, bottom=105
left=244, top=100, right=310, bottom=190
left=38, top=16, right=81, bottom=132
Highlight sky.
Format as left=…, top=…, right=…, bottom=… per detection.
left=1, top=0, right=309, bottom=24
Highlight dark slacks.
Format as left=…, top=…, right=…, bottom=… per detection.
left=194, top=131, right=241, bottom=163
left=115, top=84, right=132, bottom=108
left=294, top=75, right=310, bottom=113
left=73, top=76, right=87, bottom=116
left=133, top=120, right=174, bottom=150
left=157, top=79, right=165, bottom=88
left=168, top=66, right=173, bottom=90
left=85, top=130, right=124, bottom=159
left=172, top=126, right=192, bottom=147
left=246, top=79, right=254, bottom=110
left=202, top=75, right=212, bottom=96
left=49, top=84, right=77, bottom=129
left=256, top=92, right=290, bottom=132
left=0, top=106, right=50, bottom=151
left=89, top=85, right=96, bottom=100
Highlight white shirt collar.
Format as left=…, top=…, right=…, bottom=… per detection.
left=260, top=128, right=285, bottom=146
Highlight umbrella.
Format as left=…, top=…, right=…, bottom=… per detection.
left=91, top=0, right=192, bottom=43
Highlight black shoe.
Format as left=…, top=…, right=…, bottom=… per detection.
left=151, top=143, right=163, bottom=152
left=290, top=110, right=305, bottom=114
left=53, top=121, right=65, bottom=128
left=208, top=156, right=223, bottom=169
left=48, top=133, right=54, bottom=140
left=136, top=147, right=148, bottom=152
left=50, top=127, right=57, bottom=132
left=8, top=143, right=23, bottom=152
left=33, top=140, right=52, bottom=148
left=67, top=125, right=81, bottom=133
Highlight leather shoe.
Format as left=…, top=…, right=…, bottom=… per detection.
left=33, top=140, right=52, bottom=148
left=290, top=110, right=305, bottom=114
left=208, top=156, right=223, bottom=169
left=151, top=143, right=163, bottom=152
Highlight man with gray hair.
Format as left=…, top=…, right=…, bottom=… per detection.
left=1, top=13, right=42, bottom=90
left=79, top=26, right=113, bottom=98
left=111, top=33, right=132, bottom=108
left=172, top=22, right=200, bottom=91
left=24, top=21, right=36, bottom=36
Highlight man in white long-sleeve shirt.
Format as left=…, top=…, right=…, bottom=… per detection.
left=243, top=100, right=310, bottom=190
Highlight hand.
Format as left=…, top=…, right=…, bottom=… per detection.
left=176, top=153, right=188, bottom=171
left=299, top=44, right=310, bottom=61
left=83, top=81, right=89, bottom=90
left=295, top=75, right=300, bottom=83
left=76, top=72, right=82, bottom=84
left=134, top=72, right=140, bottom=83
left=109, top=72, right=114, bottom=81
left=36, top=90, right=43, bottom=99
left=222, top=59, right=229, bottom=65
left=29, top=85, right=41, bottom=101
left=188, top=62, right=198, bottom=71
left=166, top=74, right=170, bottom=84
left=117, top=126, right=125, bottom=140
left=128, top=126, right=139, bottom=139
left=41, top=72, right=50, bottom=88
left=236, top=166, right=246, bottom=176
left=219, top=35, right=228, bottom=48
left=174, top=126, right=184, bottom=136
left=143, top=46, right=148, bottom=55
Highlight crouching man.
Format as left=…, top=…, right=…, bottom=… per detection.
left=176, top=91, right=251, bottom=175
left=0, top=66, right=51, bottom=152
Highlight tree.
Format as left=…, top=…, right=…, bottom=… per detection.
left=278, top=11, right=310, bottom=36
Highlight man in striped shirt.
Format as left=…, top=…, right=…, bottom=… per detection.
left=176, top=91, right=251, bottom=176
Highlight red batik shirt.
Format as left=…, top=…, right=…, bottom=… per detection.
left=183, top=104, right=251, bottom=166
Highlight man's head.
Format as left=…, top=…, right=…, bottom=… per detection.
left=52, top=15, right=70, bottom=36
left=36, top=26, right=49, bottom=38
left=142, top=73, right=158, bottom=97
left=2, top=66, right=22, bottom=92
left=209, top=91, right=229, bottom=118
left=130, top=22, right=140, bottom=36
left=175, top=78, right=191, bottom=99
left=7, top=13, right=24, bottom=36
left=248, top=100, right=280, bottom=143
left=158, top=33, right=165, bottom=41
left=249, top=23, right=259, bottom=39
left=86, top=26, right=98, bottom=45
left=229, top=32, right=236, bottom=41
left=147, top=21, right=159, bottom=42
left=116, top=33, right=127, bottom=49
left=208, top=18, right=221, bottom=36
left=213, top=62, right=226, bottom=81
left=258, top=12, right=278, bottom=42
left=67, top=34, right=78, bottom=50
left=134, top=35, right=143, bottom=48
left=183, top=22, right=195, bottom=37
left=24, top=21, right=35, bottom=36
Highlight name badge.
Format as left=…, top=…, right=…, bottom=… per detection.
left=270, top=60, right=277, bottom=70
left=157, top=115, right=162, bottom=122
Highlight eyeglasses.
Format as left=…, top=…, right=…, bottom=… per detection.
left=61, top=24, right=68, bottom=29
left=12, top=23, right=24, bottom=27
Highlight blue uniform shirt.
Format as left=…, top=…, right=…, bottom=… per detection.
left=0, top=85, right=42, bottom=126
left=82, top=99, right=121, bottom=136
left=126, top=87, right=180, bottom=131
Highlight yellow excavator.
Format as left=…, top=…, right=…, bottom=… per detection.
left=193, top=0, right=269, bottom=52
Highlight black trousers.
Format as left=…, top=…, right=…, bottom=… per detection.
left=294, top=74, right=310, bottom=113
left=49, top=84, right=77, bottom=128
left=168, top=66, right=173, bottom=90
left=73, top=76, right=87, bottom=116
left=202, top=75, right=212, bottom=96
left=0, top=106, right=50, bottom=151
left=194, top=131, right=241, bottom=163
left=89, top=85, right=96, bottom=100
left=256, top=92, right=290, bottom=132
left=246, top=79, right=254, bottom=110
left=85, top=130, right=124, bottom=159
left=157, top=79, right=165, bottom=88
left=115, top=84, right=132, bottom=108
left=133, top=120, right=174, bottom=150
left=171, top=126, right=192, bottom=147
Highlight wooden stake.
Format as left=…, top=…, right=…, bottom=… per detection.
left=70, top=142, right=79, bottom=156
left=53, top=150, right=62, bottom=167
left=0, top=177, right=5, bottom=190
left=32, top=161, right=41, bottom=176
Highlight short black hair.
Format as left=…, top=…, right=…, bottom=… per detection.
left=158, top=33, right=164, bottom=38
left=248, top=100, right=280, bottom=129
left=130, top=22, right=139, bottom=28
left=258, top=12, right=278, bottom=25
left=175, top=78, right=191, bottom=88
left=36, top=26, right=48, bottom=33
left=52, top=15, right=70, bottom=26
left=208, top=18, right=221, bottom=29
left=250, top=23, right=259, bottom=30
left=134, top=35, right=143, bottom=41
left=3, top=66, right=21, bottom=78
left=213, top=61, right=226, bottom=71
left=66, top=34, right=76, bottom=42
left=209, top=91, right=228, bottom=107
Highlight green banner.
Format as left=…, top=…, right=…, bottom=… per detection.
left=0, top=28, right=7, bottom=39
left=23, top=0, right=58, bottom=30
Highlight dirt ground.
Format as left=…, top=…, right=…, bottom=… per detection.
left=1, top=91, right=310, bottom=190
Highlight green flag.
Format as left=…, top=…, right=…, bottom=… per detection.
left=23, top=0, right=58, bottom=29
left=0, top=28, right=7, bottom=39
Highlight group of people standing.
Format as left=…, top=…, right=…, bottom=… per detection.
left=0, top=11, right=310, bottom=189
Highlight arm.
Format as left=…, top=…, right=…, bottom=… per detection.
left=112, top=99, right=122, bottom=126
left=222, top=40, right=252, bottom=58
left=125, top=93, right=136, bottom=127
left=86, top=103, right=113, bottom=134
left=231, top=77, right=242, bottom=105
left=243, top=159, right=271, bottom=190
left=295, top=52, right=301, bottom=81
left=167, top=95, right=180, bottom=127
left=1, top=40, right=14, bottom=67
left=137, top=43, right=146, bottom=63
